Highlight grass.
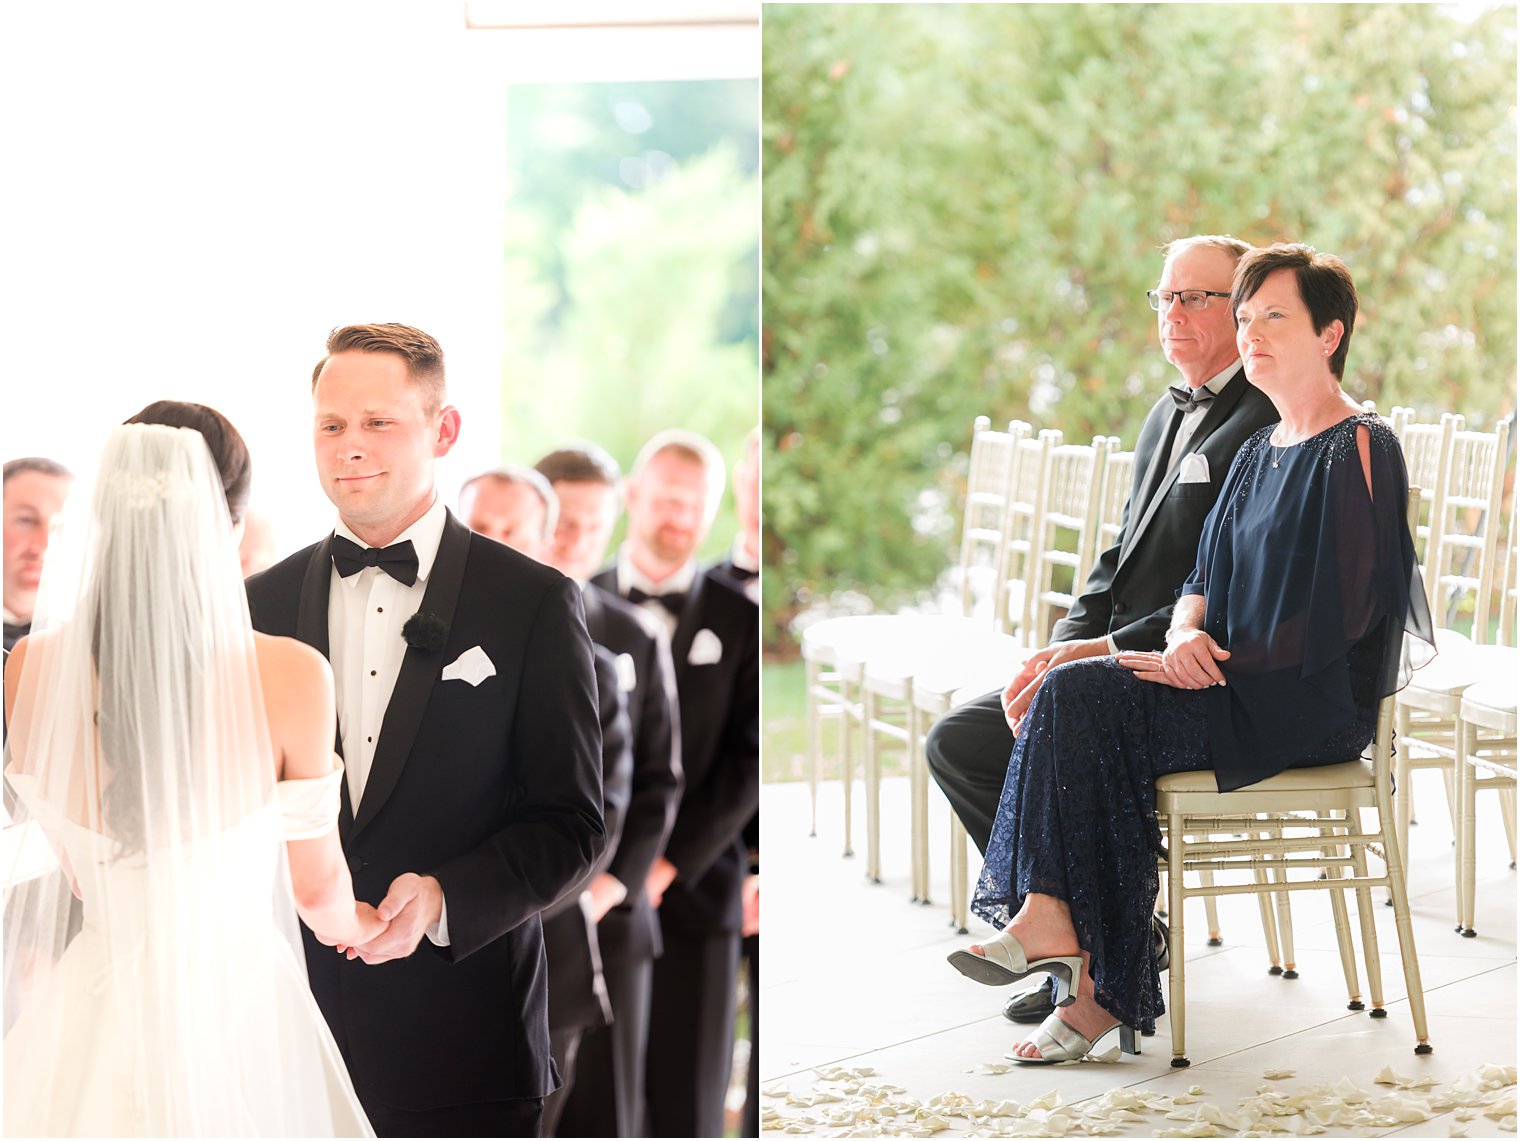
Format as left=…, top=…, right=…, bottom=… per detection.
left=762, top=658, right=808, bottom=783
left=761, top=656, right=913, bottom=784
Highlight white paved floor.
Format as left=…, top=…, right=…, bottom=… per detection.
left=760, top=768, right=1517, bottom=1137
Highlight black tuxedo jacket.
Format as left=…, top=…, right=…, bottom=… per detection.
left=246, top=511, right=605, bottom=1110
left=1054, top=367, right=1279, bottom=651
left=543, top=645, right=632, bottom=1033
left=580, top=583, right=682, bottom=964
left=592, top=565, right=759, bottom=937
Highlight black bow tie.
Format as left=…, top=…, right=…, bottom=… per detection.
left=627, top=586, right=688, bottom=617
left=1168, top=385, right=1216, bottom=414
left=330, top=534, right=419, bottom=586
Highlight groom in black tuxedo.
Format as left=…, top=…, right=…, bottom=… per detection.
left=591, top=429, right=759, bottom=1139
left=926, top=235, right=1278, bottom=1024
left=247, top=324, right=605, bottom=1138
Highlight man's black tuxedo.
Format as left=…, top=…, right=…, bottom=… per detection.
left=926, top=369, right=1279, bottom=852
left=246, top=511, right=604, bottom=1127
left=557, top=584, right=681, bottom=1138
left=542, top=645, right=632, bottom=1135
left=543, top=645, right=633, bottom=1033
left=591, top=564, right=759, bottom=1138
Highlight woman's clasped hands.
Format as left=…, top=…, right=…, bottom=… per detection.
left=1117, top=627, right=1230, bottom=689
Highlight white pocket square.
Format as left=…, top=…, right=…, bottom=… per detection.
left=1177, top=452, right=1211, bottom=485
left=441, top=645, right=496, bottom=686
left=614, top=652, right=638, bottom=693
left=688, top=628, right=724, bottom=666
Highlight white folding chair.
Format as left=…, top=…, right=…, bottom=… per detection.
left=1454, top=490, right=1519, bottom=935
left=1395, top=418, right=1512, bottom=869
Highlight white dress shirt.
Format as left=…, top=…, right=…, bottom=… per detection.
left=1165, top=360, right=1242, bottom=472
left=1103, top=360, right=1243, bottom=656
left=327, top=494, right=451, bottom=943
left=616, top=545, right=697, bottom=640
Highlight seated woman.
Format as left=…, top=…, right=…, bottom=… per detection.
left=949, top=243, right=1433, bottom=1065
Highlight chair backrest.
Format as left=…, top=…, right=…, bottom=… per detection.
left=994, top=428, right=1060, bottom=644
left=1428, top=419, right=1511, bottom=639
left=1396, top=412, right=1460, bottom=601
left=1094, top=436, right=1134, bottom=558
left=1031, top=437, right=1109, bottom=643
left=1388, top=405, right=1413, bottom=438
left=954, top=416, right=1026, bottom=617
left=1493, top=487, right=1518, bottom=648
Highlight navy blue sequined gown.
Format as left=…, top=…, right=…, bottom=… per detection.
left=972, top=414, right=1431, bottom=1033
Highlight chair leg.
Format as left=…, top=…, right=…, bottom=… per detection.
left=805, top=660, right=821, bottom=839
left=1499, top=785, right=1518, bottom=869
left=949, top=815, right=969, bottom=935
left=862, top=688, right=882, bottom=884
left=1377, top=792, right=1433, bottom=1053
left=1457, top=719, right=1477, bottom=937
left=1325, top=818, right=1363, bottom=1010
left=1256, top=881, right=1283, bottom=973
left=1394, top=703, right=1413, bottom=888
left=1166, top=812, right=1189, bottom=1068
left=1349, top=834, right=1387, bottom=1017
left=840, top=678, right=856, bottom=858
left=1270, top=844, right=1298, bottom=979
left=1199, top=868, right=1222, bottom=946
left=908, top=705, right=928, bottom=904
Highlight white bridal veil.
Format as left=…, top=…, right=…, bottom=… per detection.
left=3, top=423, right=362, bottom=1136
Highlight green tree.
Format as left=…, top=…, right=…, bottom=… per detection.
left=502, top=80, right=760, bottom=558
left=763, top=2, right=1516, bottom=652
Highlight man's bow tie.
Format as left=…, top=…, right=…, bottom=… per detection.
left=330, top=534, right=419, bottom=586
left=1168, top=385, right=1217, bottom=414
left=627, top=586, right=688, bottom=617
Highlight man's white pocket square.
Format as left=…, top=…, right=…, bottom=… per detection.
left=442, top=645, right=496, bottom=686
left=1177, top=452, right=1211, bottom=485
left=614, top=652, right=638, bottom=693
left=688, top=628, right=724, bottom=666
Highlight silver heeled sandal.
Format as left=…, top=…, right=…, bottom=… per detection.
left=1007, top=1012, right=1141, bottom=1065
left=946, top=930, right=1084, bottom=1005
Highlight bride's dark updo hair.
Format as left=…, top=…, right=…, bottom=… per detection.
left=124, top=401, right=252, bottom=524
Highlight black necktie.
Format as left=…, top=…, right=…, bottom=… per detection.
left=330, top=534, right=419, bottom=587
left=1168, top=385, right=1216, bottom=414
left=627, top=586, right=688, bottom=618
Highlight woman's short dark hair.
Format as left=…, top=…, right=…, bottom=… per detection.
left=124, top=401, right=252, bottom=524
left=1231, top=243, right=1359, bottom=379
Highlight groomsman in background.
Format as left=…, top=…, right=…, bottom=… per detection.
left=533, top=442, right=683, bottom=1139
left=711, top=427, right=759, bottom=603
left=460, top=466, right=635, bottom=1136
left=3, top=458, right=72, bottom=651
left=592, top=429, right=759, bottom=1138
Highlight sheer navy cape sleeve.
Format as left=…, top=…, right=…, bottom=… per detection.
left=1181, top=414, right=1434, bottom=791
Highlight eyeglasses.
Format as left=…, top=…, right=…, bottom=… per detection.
left=1146, top=289, right=1231, bottom=312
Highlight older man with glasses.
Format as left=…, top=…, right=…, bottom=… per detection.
left=926, top=234, right=1280, bottom=1025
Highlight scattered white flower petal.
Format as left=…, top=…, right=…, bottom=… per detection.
left=1263, top=1068, right=1296, bottom=1081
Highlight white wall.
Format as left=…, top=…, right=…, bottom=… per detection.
left=0, top=1, right=511, bottom=556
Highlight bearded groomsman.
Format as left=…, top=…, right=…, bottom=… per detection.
left=247, top=323, right=604, bottom=1137
left=533, top=441, right=682, bottom=1139
left=460, top=466, right=634, bottom=1136
left=591, top=429, right=759, bottom=1138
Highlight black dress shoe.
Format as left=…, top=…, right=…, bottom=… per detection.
left=1002, top=975, right=1057, bottom=1023
left=1000, top=916, right=1170, bottom=1025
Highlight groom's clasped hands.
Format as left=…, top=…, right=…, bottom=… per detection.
left=319, top=872, right=446, bottom=965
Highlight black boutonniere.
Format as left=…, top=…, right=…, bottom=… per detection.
left=402, top=611, right=449, bottom=653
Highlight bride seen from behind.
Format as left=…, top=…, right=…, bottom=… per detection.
left=3, top=402, right=378, bottom=1136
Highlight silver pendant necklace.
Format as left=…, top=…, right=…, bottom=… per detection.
left=1270, top=442, right=1284, bottom=468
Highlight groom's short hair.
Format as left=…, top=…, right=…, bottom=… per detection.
left=313, top=323, right=447, bottom=415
